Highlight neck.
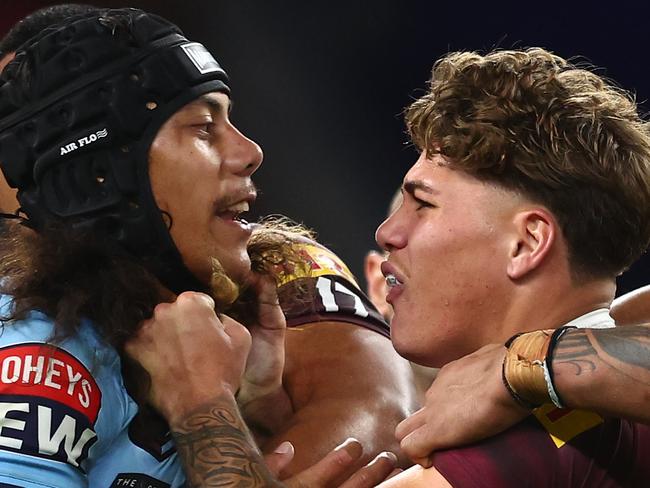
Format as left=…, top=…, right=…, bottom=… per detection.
left=495, top=276, right=616, bottom=342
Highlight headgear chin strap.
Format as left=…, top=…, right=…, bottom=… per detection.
left=0, top=8, right=232, bottom=294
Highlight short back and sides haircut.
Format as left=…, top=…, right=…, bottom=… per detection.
left=406, top=48, right=650, bottom=280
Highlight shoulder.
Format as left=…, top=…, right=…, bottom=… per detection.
left=285, top=319, right=398, bottom=370
left=0, top=295, right=120, bottom=373
left=0, top=297, right=136, bottom=486
left=275, top=241, right=415, bottom=404
left=610, top=284, right=650, bottom=325
left=432, top=410, right=650, bottom=488
left=276, top=240, right=391, bottom=338
left=284, top=320, right=418, bottom=424
left=431, top=416, right=554, bottom=487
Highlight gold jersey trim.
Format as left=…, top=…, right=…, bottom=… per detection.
left=278, top=243, right=358, bottom=287
left=533, top=404, right=604, bottom=448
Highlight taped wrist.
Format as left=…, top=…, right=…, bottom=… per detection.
left=502, top=326, right=578, bottom=409
left=502, top=330, right=553, bottom=408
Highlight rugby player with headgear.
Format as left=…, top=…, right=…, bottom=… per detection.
left=0, top=2, right=418, bottom=476
left=0, top=7, right=404, bottom=487
left=3, top=7, right=650, bottom=488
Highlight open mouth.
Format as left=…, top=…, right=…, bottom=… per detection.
left=385, top=274, right=403, bottom=288
left=380, top=261, right=404, bottom=287
left=216, top=201, right=250, bottom=224
left=214, top=186, right=257, bottom=226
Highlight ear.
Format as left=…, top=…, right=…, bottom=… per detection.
left=363, top=251, right=392, bottom=320
left=0, top=52, right=15, bottom=73
left=507, top=209, right=557, bottom=280
left=0, top=171, right=18, bottom=214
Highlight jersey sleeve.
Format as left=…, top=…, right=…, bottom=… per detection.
left=0, top=296, right=122, bottom=487
left=275, top=242, right=391, bottom=338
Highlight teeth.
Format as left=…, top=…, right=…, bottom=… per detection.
left=224, top=201, right=250, bottom=213
left=385, top=274, right=402, bottom=287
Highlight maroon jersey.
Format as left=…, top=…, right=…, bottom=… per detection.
left=434, top=405, right=650, bottom=487
left=276, top=241, right=390, bottom=338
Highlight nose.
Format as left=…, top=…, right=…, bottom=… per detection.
left=228, top=126, right=263, bottom=177
left=376, top=209, right=407, bottom=253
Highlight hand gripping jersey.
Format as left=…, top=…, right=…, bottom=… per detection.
left=0, top=295, right=184, bottom=488
left=433, top=310, right=650, bottom=488
left=274, top=240, right=390, bottom=338
left=0, top=244, right=388, bottom=487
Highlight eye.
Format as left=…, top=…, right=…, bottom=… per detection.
left=194, top=122, right=214, bottom=139
left=414, top=196, right=434, bottom=210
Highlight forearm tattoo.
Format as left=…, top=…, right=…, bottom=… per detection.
left=171, top=397, right=283, bottom=487
left=554, top=325, right=650, bottom=384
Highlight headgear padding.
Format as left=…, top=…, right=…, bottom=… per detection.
left=0, top=8, right=231, bottom=293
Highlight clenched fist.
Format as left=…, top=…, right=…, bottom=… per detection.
left=125, top=291, right=252, bottom=423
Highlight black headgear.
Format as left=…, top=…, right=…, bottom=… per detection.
left=0, top=8, right=231, bottom=293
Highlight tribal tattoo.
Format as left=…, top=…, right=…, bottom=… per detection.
left=554, top=325, right=650, bottom=385
left=171, top=396, right=283, bottom=487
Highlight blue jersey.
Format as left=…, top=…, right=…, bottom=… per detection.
left=0, top=295, right=184, bottom=487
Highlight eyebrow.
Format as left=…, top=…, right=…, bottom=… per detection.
left=192, top=94, right=233, bottom=114
left=403, top=180, right=440, bottom=196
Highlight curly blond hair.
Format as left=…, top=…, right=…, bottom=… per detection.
left=224, top=216, right=316, bottom=324
left=406, top=48, right=650, bottom=279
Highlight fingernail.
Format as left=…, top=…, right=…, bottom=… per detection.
left=334, top=437, right=358, bottom=451
left=334, top=437, right=362, bottom=462
left=273, top=441, right=294, bottom=455
left=381, top=451, right=398, bottom=464
left=370, top=451, right=398, bottom=466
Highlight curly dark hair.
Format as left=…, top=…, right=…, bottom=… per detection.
left=406, top=48, right=650, bottom=280
left=0, top=221, right=165, bottom=406
left=0, top=216, right=315, bottom=404
left=0, top=216, right=314, bottom=342
left=0, top=221, right=163, bottom=349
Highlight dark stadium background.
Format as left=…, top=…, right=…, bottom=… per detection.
left=2, top=1, right=649, bottom=294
